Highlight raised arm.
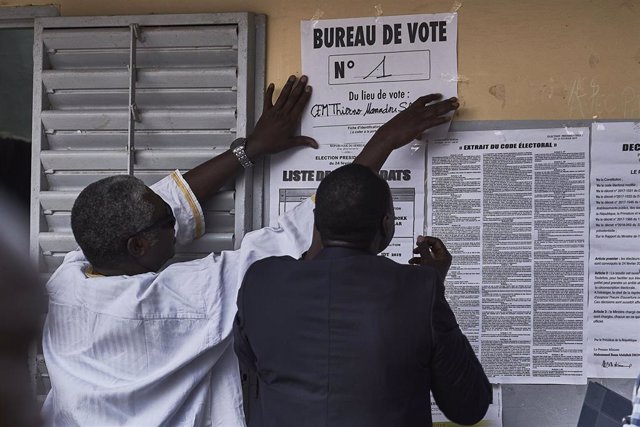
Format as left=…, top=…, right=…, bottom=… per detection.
left=354, top=94, right=458, bottom=172
left=183, top=75, right=317, bottom=204
left=304, top=95, right=459, bottom=260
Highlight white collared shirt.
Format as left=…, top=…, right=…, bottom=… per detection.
left=41, top=171, right=314, bottom=426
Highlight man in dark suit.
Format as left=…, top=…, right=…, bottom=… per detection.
left=233, top=96, right=491, bottom=427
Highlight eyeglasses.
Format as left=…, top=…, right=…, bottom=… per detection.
left=132, top=201, right=176, bottom=237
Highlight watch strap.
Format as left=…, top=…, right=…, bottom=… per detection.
left=230, top=138, right=254, bottom=169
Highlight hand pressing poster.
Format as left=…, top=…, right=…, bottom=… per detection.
left=269, top=13, right=458, bottom=264
left=300, top=13, right=457, bottom=142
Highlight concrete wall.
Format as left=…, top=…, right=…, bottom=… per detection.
left=2, top=1, right=637, bottom=425
left=1, top=0, right=639, bottom=121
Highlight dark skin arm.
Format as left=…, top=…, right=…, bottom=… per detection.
left=410, top=236, right=492, bottom=424
left=409, top=235, right=452, bottom=281
left=409, top=235, right=455, bottom=330
left=304, top=96, right=459, bottom=260
left=183, top=75, right=317, bottom=204
left=354, top=94, right=458, bottom=172
left=409, top=235, right=455, bottom=327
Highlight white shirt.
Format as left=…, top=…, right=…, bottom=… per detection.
left=41, top=171, right=314, bottom=427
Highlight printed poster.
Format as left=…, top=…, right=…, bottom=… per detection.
left=587, top=122, right=640, bottom=378
left=432, top=385, right=502, bottom=426
left=269, top=13, right=458, bottom=263
left=426, top=128, right=590, bottom=384
left=300, top=13, right=458, bottom=142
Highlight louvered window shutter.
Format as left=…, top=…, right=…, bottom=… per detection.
left=30, top=13, right=265, bottom=274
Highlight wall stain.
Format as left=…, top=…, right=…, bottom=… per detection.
left=488, top=84, right=506, bottom=108
left=310, top=9, right=324, bottom=21
left=589, top=54, right=600, bottom=68
left=567, top=78, right=587, bottom=118
left=622, top=86, right=640, bottom=118
left=634, top=48, right=640, bottom=64
left=620, top=0, right=636, bottom=12
left=531, top=78, right=569, bottom=102
left=567, top=76, right=634, bottom=118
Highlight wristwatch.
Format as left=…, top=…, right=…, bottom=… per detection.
left=230, top=137, right=254, bottom=169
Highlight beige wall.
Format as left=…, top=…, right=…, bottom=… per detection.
left=3, top=0, right=640, bottom=121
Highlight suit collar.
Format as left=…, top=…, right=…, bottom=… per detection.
left=315, top=246, right=374, bottom=260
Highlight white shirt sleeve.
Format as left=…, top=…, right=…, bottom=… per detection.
left=232, top=197, right=315, bottom=282
left=238, top=197, right=315, bottom=261
left=150, top=170, right=205, bottom=246
left=201, top=198, right=315, bottom=341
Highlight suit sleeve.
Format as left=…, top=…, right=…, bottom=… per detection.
left=429, top=276, right=493, bottom=426
left=233, top=272, right=257, bottom=374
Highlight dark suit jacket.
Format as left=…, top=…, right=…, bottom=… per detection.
left=234, top=246, right=491, bottom=427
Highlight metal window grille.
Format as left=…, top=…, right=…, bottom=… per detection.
left=30, top=13, right=266, bottom=275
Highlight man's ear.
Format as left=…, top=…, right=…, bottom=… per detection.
left=377, top=213, right=394, bottom=252
left=127, top=235, right=149, bottom=258
left=381, top=213, right=393, bottom=239
left=304, top=225, right=324, bottom=260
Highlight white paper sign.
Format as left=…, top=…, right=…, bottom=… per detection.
left=431, top=385, right=502, bottom=426
left=587, top=122, right=640, bottom=378
left=300, top=13, right=458, bottom=143
left=426, top=128, right=590, bottom=384
left=268, top=13, right=458, bottom=262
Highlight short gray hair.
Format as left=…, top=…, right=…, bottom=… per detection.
left=71, top=175, right=157, bottom=268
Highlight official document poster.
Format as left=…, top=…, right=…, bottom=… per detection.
left=587, top=122, right=640, bottom=378
left=426, top=129, right=590, bottom=384
left=269, top=13, right=458, bottom=263
left=431, top=385, right=502, bottom=427
left=300, top=13, right=457, bottom=142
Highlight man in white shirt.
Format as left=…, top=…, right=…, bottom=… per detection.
left=42, top=72, right=458, bottom=426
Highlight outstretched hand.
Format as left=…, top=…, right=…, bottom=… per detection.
left=409, top=235, right=452, bottom=280
left=374, top=94, right=458, bottom=149
left=354, top=94, right=458, bottom=171
left=246, top=75, right=318, bottom=159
